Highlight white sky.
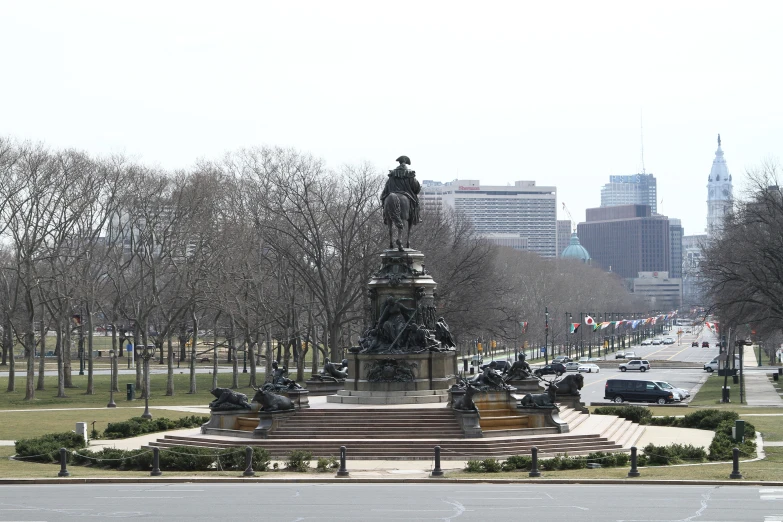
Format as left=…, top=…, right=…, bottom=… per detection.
left=2, top=0, right=782, bottom=236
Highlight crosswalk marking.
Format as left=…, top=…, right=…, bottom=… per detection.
left=760, top=489, right=783, bottom=501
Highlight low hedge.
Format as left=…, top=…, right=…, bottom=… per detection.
left=467, top=451, right=628, bottom=473
left=103, top=416, right=209, bottom=439
left=72, top=445, right=271, bottom=472
left=708, top=419, right=756, bottom=461
left=592, top=406, right=652, bottom=424
left=15, top=432, right=87, bottom=463
left=641, top=443, right=707, bottom=465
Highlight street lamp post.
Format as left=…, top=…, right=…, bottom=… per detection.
left=141, top=344, right=153, bottom=420
left=243, top=345, right=248, bottom=373
left=107, top=349, right=117, bottom=408
left=78, top=316, right=85, bottom=376
left=544, top=307, right=549, bottom=364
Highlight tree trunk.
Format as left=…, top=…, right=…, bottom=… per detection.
left=24, top=295, right=36, bottom=400
left=265, top=329, right=273, bottom=384
left=230, top=320, right=238, bottom=389
left=309, top=308, right=318, bottom=378
left=36, top=309, right=46, bottom=391
left=86, top=304, right=94, bottom=395
left=166, top=335, right=174, bottom=396
left=247, top=335, right=257, bottom=387
left=5, top=315, right=15, bottom=392
left=189, top=312, right=198, bottom=394
left=56, top=322, right=65, bottom=397
left=329, top=321, right=341, bottom=361
left=212, top=314, right=219, bottom=391
left=63, top=319, right=73, bottom=388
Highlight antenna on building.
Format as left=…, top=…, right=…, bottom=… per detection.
left=640, top=109, right=646, bottom=175
left=562, top=202, right=577, bottom=233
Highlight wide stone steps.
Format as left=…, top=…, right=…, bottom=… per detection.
left=151, top=432, right=622, bottom=460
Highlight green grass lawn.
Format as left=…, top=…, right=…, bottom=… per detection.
left=1, top=409, right=204, bottom=441
left=689, top=373, right=741, bottom=407
left=0, top=373, right=256, bottom=410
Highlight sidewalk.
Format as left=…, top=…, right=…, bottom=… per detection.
left=742, top=345, right=783, bottom=407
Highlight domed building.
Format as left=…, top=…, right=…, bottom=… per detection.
left=561, top=232, right=591, bottom=262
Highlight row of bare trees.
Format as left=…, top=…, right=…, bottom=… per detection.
left=0, top=137, right=652, bottom=400
left=700, top=162, right=783, bottom=361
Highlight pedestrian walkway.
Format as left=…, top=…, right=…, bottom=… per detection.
left=744, top=371, right=783, bottom=407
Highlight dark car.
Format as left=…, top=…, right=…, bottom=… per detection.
left=480, top=360, right=512, bottom=373
left=691, top=341, right=699, bottom=347
left=702, top=341, right=710, bottom=348
left=604, top=379, right=675, bottom=404
left=534, top=363, right=566, bottom=377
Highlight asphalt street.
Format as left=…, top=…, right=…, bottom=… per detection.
left=0, top=483, right=778, bottom=521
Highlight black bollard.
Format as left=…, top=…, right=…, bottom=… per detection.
left=336, top=446, right=349, bottom=477
left=431, top=446, right=444, bottom=477
left=57, top=447, right=70, bottom=477
left=729, top=447, right=743, bottom=479
left=627, top=446, right=640, bottom=477
left=529, top=446, right=541, bottom=477
left=243, top=446, right=255, bottom=477
left=151, top=447, right=162, bottom=476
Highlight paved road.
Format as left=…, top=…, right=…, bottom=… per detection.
left=0, top=483, right=778, bottom=521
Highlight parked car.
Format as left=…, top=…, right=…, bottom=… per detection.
left=651, top=339, right=663, bottom=345
left=614, top=351, right=625, bottom=359
left=640, top=339, right=652, bottom=346
left=533, top=363, right=566, bottom=377
left=654, top=381, right=685, bottom=401
left=604, top=379, right=675, bottom=404
left=578, top=356, right=590, bottom=363
left=704, top=359, right=719, bottom=372
left=564, top=362, right=580, bottom=372
left=691, top=341, right=699, bottom=347
left=619, top=359, right=650, bottom=372
left=624, top=351, right=638, bottom=359
left=663, top=338, right=675, bottom=345
left=578, top=363, right=600, bottom=373
left=702, top=341, right=710, bottom=348
left=552, top=356, right=572, bottom=364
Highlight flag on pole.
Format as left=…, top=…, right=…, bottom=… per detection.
left=570, top=323, right=580, bottom=334
left=584, top=315, right=595, bottom=326
left=519, top=321, right=528, bottom=334
left=593, top=323, right=601, bottom=332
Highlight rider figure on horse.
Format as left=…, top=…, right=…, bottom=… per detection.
left=381, top=156, right=421, bottom=250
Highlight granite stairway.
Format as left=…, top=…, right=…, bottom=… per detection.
left=148, top=407, right=627, bottom=460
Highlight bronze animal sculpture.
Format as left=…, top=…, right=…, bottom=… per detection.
left=452, top=382, right=479, bottom=411
left=519, top=379, right=559, bottom=409
left=251, top=384, right=296, bottom=412
left=554, top=373, right=584, bottom=395
left=209, top=387, right=251, bottom=411
left=381, top=156, right=421, bottom=251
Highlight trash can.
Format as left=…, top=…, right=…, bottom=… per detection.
left=722, top=386, right=730, bottom=403
left=732, top=374, right=739, bottom=384
left=775, top=373, right=779, bottom=381
left=126, top=383, right=135, bottom=401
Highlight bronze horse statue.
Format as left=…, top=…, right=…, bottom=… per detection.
left=381, top=156, right=421, bottom=251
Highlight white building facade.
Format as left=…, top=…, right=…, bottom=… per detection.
left=706, top=134, right=734, bottom=237
left=421, top=179, right=557, bottom=257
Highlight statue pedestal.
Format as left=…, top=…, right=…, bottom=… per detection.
left=346, top=350, right=457, bottom=392
left=555, top=393, right=588, bottom=413
left=283, top=388, right=310, bottom=408
left=254, top=410, right=297, bottom=438
left=505, top=377, right=542, bottom=394
left=304, top=379, right=346, bottom=396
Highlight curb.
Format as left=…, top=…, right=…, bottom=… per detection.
left=0, top=477, right=781, bottom=486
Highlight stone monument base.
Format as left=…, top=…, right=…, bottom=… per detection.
left=346, top=350, right=457, bottom=392
left=326, top=389, right=449, bottom=405
left=304, top=379, right=346, bottom=396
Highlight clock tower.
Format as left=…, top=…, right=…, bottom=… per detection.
left=706, top=134, right=733, bottom=237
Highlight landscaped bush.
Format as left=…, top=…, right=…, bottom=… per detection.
left=464, top=460, right=483, bottom=472
left=481, top=458, right=502, bottom=472
left=678, top=409, right=738, bottom=431
left=15, top=432, right=87, bottom=463
left=592, top=406, right=652, bottom=424
left=647, top=415, right=680, bottom=426
left=316, top=456, right=338, bottom=472
left=286, top=450, right=313, bottom=472
left=586, top=451, right=629, bottom=467
left=218, top=446, right=271, bottom=472
left=103, top=416, right=208, bottom=439
left=501, top=455, right=531, bottom=471
left=642, top=443, right=707, bottom=465
left=72, top=447, right=153, bottom=470
left=708, top=419, right=756, bottom=461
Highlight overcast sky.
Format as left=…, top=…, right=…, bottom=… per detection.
left=2, top=1, right=782, bottom=236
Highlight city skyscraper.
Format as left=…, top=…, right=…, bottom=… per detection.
left=421, top=179, right=557, bottom=257
left=706, top=134, right=733, bottom=237
left=600, top=173, right=658, bottom=213
left=668, top=218, right=683, bottom=280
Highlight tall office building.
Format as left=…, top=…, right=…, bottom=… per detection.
left=600, top=173, right=658, bottom=213
left=421, top=179, right=557, bottom=257
left=706, top=134, right=734, bottom=237
left=576, top=204, right=670, bottom=279
left=668, top=218, right=683, bottom=279
left=682, top=234, right=707, bottom=308
left=556, top=219, right=572, bottom=257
